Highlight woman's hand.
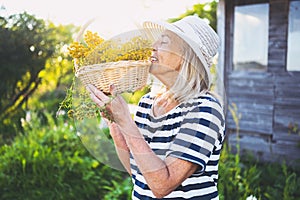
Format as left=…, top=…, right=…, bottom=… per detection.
left=86, top=84, right=132, bottom=174
left=86, top=84, right=132, bottom=127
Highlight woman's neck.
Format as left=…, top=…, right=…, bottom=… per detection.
left=152, top=91, right=179, bottom=117
left=153, top=71, right=178, bottom=90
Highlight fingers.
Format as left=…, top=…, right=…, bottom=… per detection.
left=109, top=84, right=117, bottom=97
left=87, top=84, right=111, bottom=104
left=85, top=84, right=116, bottom=122
left=89, top=92, right=105, bottom=107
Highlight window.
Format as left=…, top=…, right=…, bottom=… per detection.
left=287, top=1, right=300, bottom=71
left=233, top=4, right=269, bottom=71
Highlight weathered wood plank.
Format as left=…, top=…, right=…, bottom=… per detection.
left=273, top=132, right=300, bottom=142
left=274, top=98, right=300, bottom=106
left=268, top=50, right=287, bottom=61
left=269, top=0, right=289, bottom=13
left=275, top=91, right=300, bottom=100
left=227, top=117, right=273, bottom=134
left=268, top=48, right=287, bottom=55
left=268, top=0, right=288, bottom=74
left=268, top=37, right=286, bottom=46
left=273, top=72, right=300, bottom=137
left=228, top=71, right=273, bottom=79
left=228, top=95, right=274, bottom=104
left=228, top=133, right=272, bottom=153
left=269, top=26, right=288, bottom=38
left=228, top=72, right=274, bottom=98
left=270, top=16, right=288, bottom=24
left=227, top=132, right=300, bottom=165
left=227, top=72, right=274, bottom=134
left=228, top=78, right=274, bottom=87
left=275, top=81, right=300, bottom=89
left=274, top=73, right=300, bottom=83
left=275, top=85, right=300, bottom=99
left=228, top=87, right=274, bottom=97
left=227, top=111, right=272, bottom=124
left=268, top=60, right=286, bottom=67
left=271, top=141, right=300, bottom=161
left=273, top=99, right=300, bottom=140
left=274, top=104, right=300, bottom=117
left=274, top=114, right=300, bottom=132
left=267, top=66, right=285, bottom=72
left=234, top=0, right=269, bottom=6
left=232, top=101, right=273, bottom=112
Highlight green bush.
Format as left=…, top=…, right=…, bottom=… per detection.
left=218, top=144, right=262, bottom=200
left=218, top=143, right=300, bottom=200
left=103, top=177, right=132, bottom=200
left=0, top=112, right=131, bottom=200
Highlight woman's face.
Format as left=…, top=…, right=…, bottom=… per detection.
left=150, top=30, right=184, bottom=76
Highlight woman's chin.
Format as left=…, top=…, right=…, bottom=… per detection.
left=149, top=63, right=159, bottom=74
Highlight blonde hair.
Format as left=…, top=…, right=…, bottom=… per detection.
left=169, top=42, right=211, bottom=103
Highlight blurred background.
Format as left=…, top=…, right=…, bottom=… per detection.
left=0, top=0, right=299, bottom=199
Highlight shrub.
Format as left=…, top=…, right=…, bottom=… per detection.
left=218, top=144, right=262, bottom=200
left=0, top=112, right=131, bottom=200
left=218, top=143, right=300, bottom=200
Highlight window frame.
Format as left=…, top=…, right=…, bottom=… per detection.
left=232, top=3, right=270, bottom=72
left=287, top=0, right=300, bottom=72
left=225, top=0, right=270, bottom=74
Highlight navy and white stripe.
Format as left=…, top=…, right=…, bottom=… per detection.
left=131, top=93, right=225, bottom=199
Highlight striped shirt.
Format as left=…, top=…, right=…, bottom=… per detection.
left=131, top=93, right=226, bottom=200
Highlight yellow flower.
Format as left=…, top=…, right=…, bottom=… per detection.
left=68, top=30, right=152, bottom=68
left=84, top=31, right=104, bottom=50
left=68, top=42, right=89, bottom=59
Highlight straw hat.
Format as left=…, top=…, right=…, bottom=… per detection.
left=143, top=16, right=220, bottom=84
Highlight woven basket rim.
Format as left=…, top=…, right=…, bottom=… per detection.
left=75, top=60, right=151, bottom=94
left=75, top=60, right=151, bottom=75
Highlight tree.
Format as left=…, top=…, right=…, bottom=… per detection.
left=168, top=0, right=218, bottom=32
left=28, top=22, right=78, bottom=117
left=0, top=12, right=76, bottom=138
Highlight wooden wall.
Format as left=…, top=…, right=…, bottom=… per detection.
left=218, top=0, right=300, bottom=165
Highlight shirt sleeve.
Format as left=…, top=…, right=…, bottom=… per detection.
left=166, top=100, right=224, bottom=175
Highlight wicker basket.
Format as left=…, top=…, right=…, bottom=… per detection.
left=75, top=60, right=151, bottom=94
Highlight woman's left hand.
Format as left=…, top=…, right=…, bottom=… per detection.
left=86, top=84, right=132, bottom=127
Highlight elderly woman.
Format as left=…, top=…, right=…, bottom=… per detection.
left=87, top=16, right=225, bottom=200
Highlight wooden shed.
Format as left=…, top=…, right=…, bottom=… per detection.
left=217, top=0, right=300, bottom=165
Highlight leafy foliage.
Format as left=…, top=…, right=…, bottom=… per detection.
left=103, top=177, right=132, bottom=200
left=168, top=0, right=218, bottom=32
left=0, top=13, right=54, bottom=133
left=218, top=143, right=300, bottom=200
left=0, top=12, right=76, bottom=139
left=0, top=112, right=131, bottom=200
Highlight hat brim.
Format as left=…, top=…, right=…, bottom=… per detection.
left=143, top=20, right=212, bottom=85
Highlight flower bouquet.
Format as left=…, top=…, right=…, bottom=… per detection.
left=59, top=30, right=152, bottom=120
left=69, top=31, right=152, bottom=94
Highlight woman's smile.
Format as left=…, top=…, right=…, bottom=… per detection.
left=150, top=55, right=158, bottom=63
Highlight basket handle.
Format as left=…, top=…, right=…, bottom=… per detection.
left=73, top=59, right=79, bottom=73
